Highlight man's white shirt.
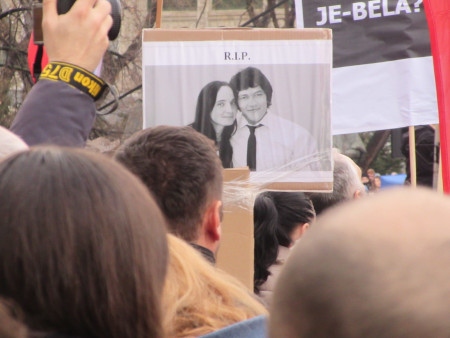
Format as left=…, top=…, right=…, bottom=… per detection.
left=230, top=111, right=318, bottom=171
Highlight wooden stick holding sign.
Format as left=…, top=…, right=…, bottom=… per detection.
left=433, top=125, right=442, bottom=192
left=155, top=0, right=163, bottom=28
left=408, top=126, right=417, bottom=187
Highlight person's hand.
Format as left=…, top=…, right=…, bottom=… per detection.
left=42, top=0, right=113, bottom=72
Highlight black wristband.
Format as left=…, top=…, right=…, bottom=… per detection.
left=39, top=62, right=107, bottom=101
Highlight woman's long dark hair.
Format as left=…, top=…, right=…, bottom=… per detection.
left=191, top=81, right=229, bottom=143
left=218, top=122, right=235, bottom=168
left=253, top=191, right=315, bottom=294
left=191, top=81, right=235, bottom=168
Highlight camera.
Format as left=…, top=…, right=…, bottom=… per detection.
left=33, top=0, right=122, bottom=44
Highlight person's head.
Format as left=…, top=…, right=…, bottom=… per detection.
left=0, top=146, right=168, bottom=338
left=270, top=187, right=450, bottom=338
left=192, top=81, right=237, bottom=142
left=162, top=234, right=267, bottom=337
left=229, top=67, right=273, bottom=125
left=115, top=125, right=223, bottom=254
left=307, top=150, right=365, bottom=216
left=0, top=126, right=28, bottom=160
left=373, top=175, right=382, bottom=189
left=367, top=168, right=375, bottom=181
left=253, top=191, right=315, bottom=294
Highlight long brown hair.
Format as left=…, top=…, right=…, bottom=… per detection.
left=0, top=146, right=168, bottom=338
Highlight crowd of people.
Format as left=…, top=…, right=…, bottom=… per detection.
left=0, top=0, right=448, bottom=337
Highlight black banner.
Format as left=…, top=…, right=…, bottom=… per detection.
left=301, top=0, right=431, bottom=67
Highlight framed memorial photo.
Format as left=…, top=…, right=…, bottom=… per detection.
left=142, top=29, right=333, bottom=191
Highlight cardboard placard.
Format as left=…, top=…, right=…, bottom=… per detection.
left=142, top=28, right=333, bottom=191
left=217, top=168, right=254, bottom=290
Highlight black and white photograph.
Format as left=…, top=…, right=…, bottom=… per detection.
left=143, top=31, right=332, bottom=187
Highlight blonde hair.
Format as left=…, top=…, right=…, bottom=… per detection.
left=163, top=234, right=268, bottom=337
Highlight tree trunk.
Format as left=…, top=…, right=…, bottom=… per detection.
left=360, top=130, right=391, bottom=172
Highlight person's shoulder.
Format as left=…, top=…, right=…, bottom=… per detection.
left=267, top=113, right=312, bottom=136
left=198, top=316, right=268, bottom=338
left=262, top=246, right=291, bottom=290
left=265, top=111, right=297, bottom=126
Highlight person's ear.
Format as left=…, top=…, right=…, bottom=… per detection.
left=290, top=223, right=310, bottom=244
left=353, top=189, right=363, bottom=199
left=204, top=200, right=222, bottom=242
left=302, top=223, right=310, bottom=232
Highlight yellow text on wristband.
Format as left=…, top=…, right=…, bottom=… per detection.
left=40, top=62, right=107, bottom=101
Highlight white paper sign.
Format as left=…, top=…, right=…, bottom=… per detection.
left=142, top=30, right=333, bottom=189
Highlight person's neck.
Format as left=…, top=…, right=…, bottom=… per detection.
left=212, top=122, right=224, bottom=143
left=246, top=112, right=267, bottom=126
left=190, top=243, right=216, bottom=264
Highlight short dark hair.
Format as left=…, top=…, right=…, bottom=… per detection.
left=0, top=146, right=168, bottom=338
left=229, top=67, right=273, bottom=106
left=115, top=125, right=223, bottom=242
left=253, top=191, right=315, bottom=294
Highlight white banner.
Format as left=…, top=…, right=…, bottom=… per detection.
left=296, top=0, right=438, bottom=134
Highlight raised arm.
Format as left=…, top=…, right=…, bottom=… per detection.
left=11, top=0, right=112, bottom=147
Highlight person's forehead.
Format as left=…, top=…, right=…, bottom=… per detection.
left=353, top=162, right=362, bottom=178
left=238, top=86, right=264, bottom=95
left=217, top=86, right=233, bottom=97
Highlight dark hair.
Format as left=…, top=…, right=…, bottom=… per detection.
left=253, top=191, right=315, bottom=294
left=190, top=81, right=236, bottom=168
left=191, top=81, right=230, bottom=142
left=115, top=125, right=223, bottom=242
left=229, top=67, right=273, bottom=106
left=0, top=147, right=168, bottom=338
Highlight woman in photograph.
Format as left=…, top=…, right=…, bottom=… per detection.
left=191, top=81, right=237, bottom=168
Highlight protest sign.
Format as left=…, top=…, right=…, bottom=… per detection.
left=296, top=0, right=438, bottom=134
left=142, top=29, right=333, bottom=190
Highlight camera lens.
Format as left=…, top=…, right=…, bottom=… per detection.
left=108, top=0, right=121, bottom=40
left=57, top=0, right=121, bottom=41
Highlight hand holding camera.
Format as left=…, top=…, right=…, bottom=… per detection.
left=39, top=0, right=119, bottom=72
left=56, top=0, right=121, bottom=40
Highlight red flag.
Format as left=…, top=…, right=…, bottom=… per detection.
left=424, top=0, right=450, bottom=192
left=27, top=32, right=49, bottom=83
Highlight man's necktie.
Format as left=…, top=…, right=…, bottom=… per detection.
left=247, top=125, right=260, bottom=171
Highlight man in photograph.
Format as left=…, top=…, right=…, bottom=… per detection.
left=229, top=67, right=318, bottom=172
